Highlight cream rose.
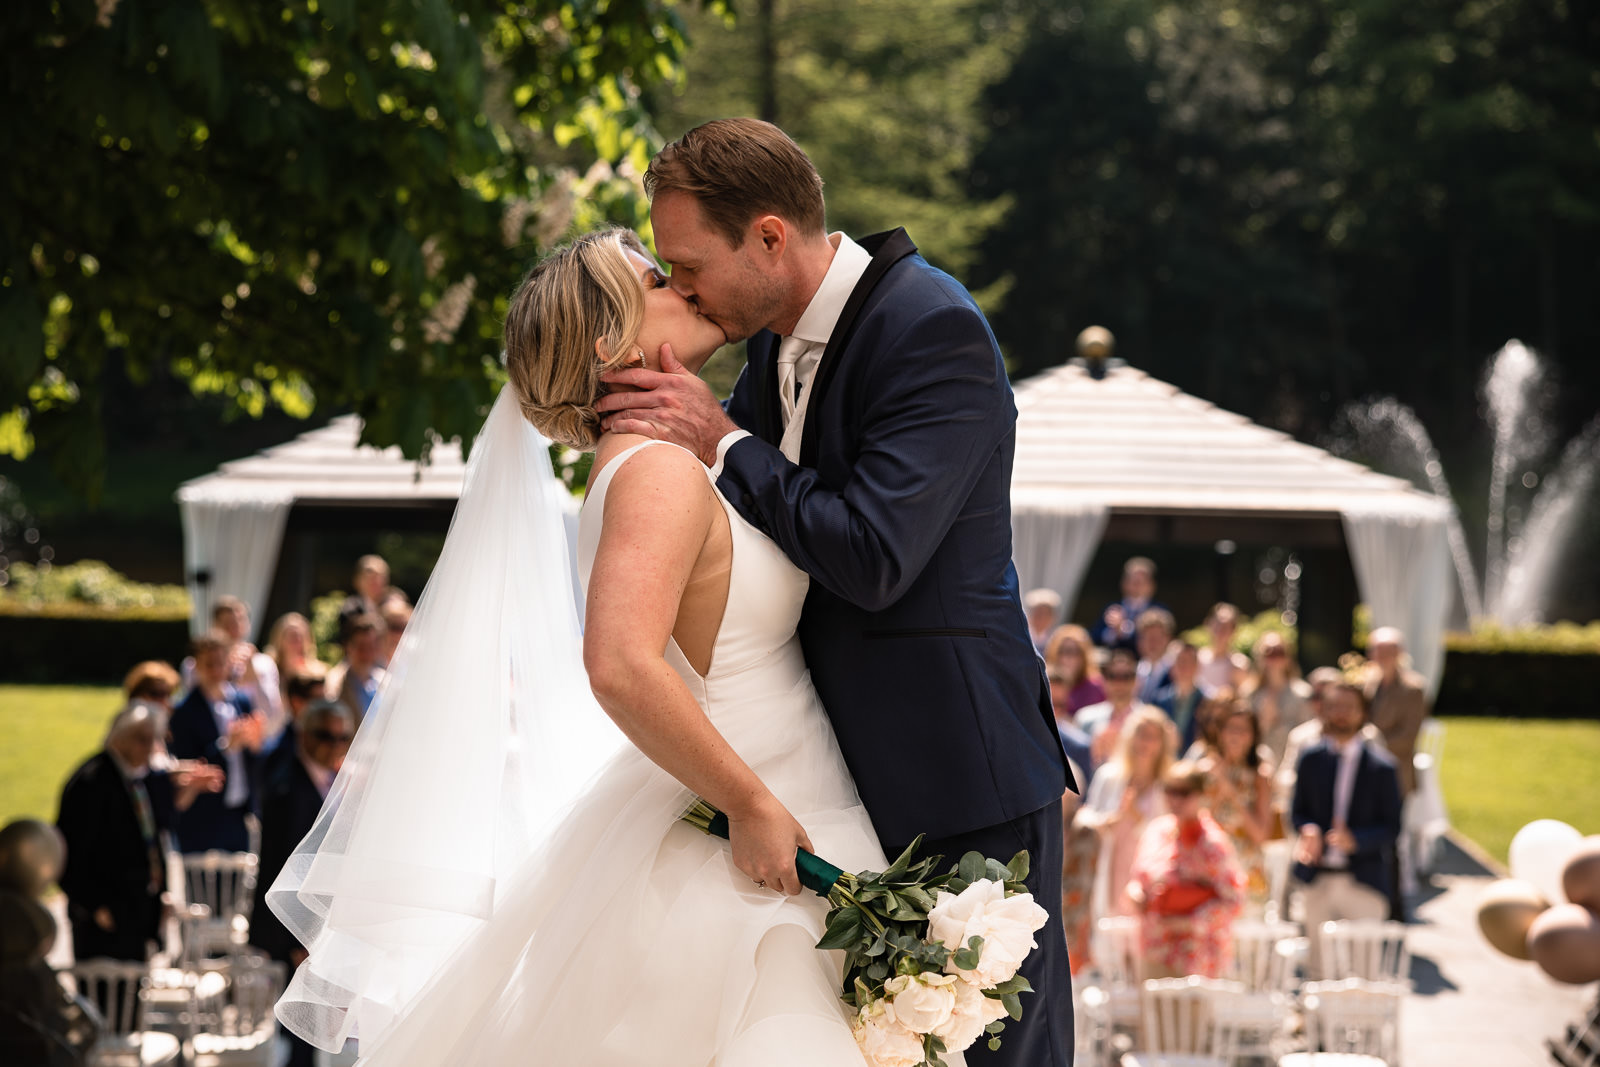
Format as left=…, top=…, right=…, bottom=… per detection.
left=932, top=976, right=1011, bottom=1052
left=853, top=998, right=927, bottom=1067
left=884, top=971, right=958, bottom=1035
left=927, top=878, right=1050, bottom=987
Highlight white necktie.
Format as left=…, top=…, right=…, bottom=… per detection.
left=776, top=336, right=805, bottom=429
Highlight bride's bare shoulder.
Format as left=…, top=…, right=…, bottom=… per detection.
left=590, top=434, right=712, bottom=504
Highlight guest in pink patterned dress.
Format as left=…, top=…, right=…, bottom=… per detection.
left=1198, top=699, right=1275, bottom=915
left=1129, top=761, right=1246, bottom=978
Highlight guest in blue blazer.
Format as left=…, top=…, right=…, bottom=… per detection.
left=1290, top=675, right=1402, bottom=976
left=598, top=118, right=1074, bottom=1066
left=169, top=631, right=264, bottom=854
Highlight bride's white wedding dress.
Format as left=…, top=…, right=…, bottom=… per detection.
left=336, top=439, right=936, bottom=1065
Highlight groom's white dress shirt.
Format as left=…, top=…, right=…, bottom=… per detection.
left=712, top=232, right=873, bottom=470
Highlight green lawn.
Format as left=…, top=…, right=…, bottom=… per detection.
left=2, top=686, right=1597, bottom=868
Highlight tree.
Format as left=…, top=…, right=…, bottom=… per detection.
left=1, top=0, right=692, bottom=498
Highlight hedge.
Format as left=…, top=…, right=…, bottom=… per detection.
left=1434, top=649, right=1600, bottom=720
left=0, top=615, right=193, bottom=684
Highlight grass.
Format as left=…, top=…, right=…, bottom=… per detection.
left=0, top=685, right=122, bottom=826
left=3, top=685, right=1597, bottom=869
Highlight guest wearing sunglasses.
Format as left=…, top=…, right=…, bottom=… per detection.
left=1076, top=647, right=1161, bottom=773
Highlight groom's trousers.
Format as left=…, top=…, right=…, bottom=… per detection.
left=887, top=798, right=1072, bottom=1066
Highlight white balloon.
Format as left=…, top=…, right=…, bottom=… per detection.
left=1509, top=820, right=1583, bottom=905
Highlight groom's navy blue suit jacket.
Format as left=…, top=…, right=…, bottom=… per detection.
left=716, top=228, right=1071, bottom=847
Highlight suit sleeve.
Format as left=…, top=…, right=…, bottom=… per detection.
left=1290, top=750, right=1319, bottom=833
left=55, top=777, right=106, bottom=918
left=1352, top=761, right=1404, bottom=855
left=717, top=302, right=1010, bottom=612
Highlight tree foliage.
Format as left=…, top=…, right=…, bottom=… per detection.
left=2, top=0, right=691, bottom=498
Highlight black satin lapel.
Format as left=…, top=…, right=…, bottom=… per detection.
left=749, top=329, right=782, bottom=445
left=798, top=229, right=918, bottom=467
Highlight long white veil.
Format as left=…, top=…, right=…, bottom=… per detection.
left=266, top=384, right=628, bottom=1051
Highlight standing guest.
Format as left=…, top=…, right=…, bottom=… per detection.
left=325, top=612, right=387, bottom=725
left=1197, top=700, right=1275, bottom=914
left=1276, top=667, right=1386, bottom=830
left=1196, top=602, right=1250, bottom=693
left=1091, top=556, right=1164, bottom=652
left=1129, top=761, right=1246, bottom=979
left=182, top=598, right=284, bottom=738
left=1077, top=647, right=1159, bottom=771
left=121, top=660, right=181, bottom=768
left=1246, top=631, right=1313, bottom=766
left=266, top=613, right=326, bottom=707
left=1152, top=642, right=1208, bottom=755
left=57, top=705, right=223, bottom=961
left=1044, top=624, right=1104, bottom=716
left=1134, top=607, right=1176, bottom=704
left=1364, top=627, right=1428, bottom=797
left=251, top=702, right=354, bottom=1067
left=337, top=555, right=392, bottom=641
left=169, top=632, right=264, bottom=854
left=260, top=668, right=330, bottom=788
left=1290, top=675, right=1403, bottom=975
left=1023, top=589, right=1063, bottom=655
left=1074, top=707, right=1176, bottom=925
left=378, top=598, right=412, bottom=669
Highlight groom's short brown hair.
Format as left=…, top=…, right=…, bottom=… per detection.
left=645, top=118, right=825, bottom=248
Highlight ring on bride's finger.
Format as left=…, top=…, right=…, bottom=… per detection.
left=755, top=880, right=766, bottom=889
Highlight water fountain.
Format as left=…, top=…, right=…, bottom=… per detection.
left=1333, top=340, right=1600, bottom=627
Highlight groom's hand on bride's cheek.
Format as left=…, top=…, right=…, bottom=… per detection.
left=597, top=344, right=736, bottom=465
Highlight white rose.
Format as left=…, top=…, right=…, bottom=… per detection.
left=927, top=878, right=1051, bottom=987
left=932, top=977, right=1011, bottom=1052
left=884, top=972, right=958, bottom=1035
left=853, top=998, right=927, bottom=1067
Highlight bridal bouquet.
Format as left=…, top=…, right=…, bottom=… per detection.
left=684, top=800, right=1049, bottom=1067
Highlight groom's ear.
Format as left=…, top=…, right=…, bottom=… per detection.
left=752, top=214, right=787, bottom=257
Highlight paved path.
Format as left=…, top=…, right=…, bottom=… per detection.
left=1402, top=836, right=1597, bottom=1067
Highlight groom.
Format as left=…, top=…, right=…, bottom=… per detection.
left=598, top=118, right=1073, bottom=1065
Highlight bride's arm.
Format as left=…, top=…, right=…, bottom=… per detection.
left=583, top=443, right=815, bottom=896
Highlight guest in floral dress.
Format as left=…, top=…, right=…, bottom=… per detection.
left=1198, top=699, right=1276, bottom=915
left=1129, top=761, right=1246, bottom=978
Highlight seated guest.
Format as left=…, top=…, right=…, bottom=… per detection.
left=337, top=554, right=392, bottom=642
left=251, top=702, right=354, bottom=1067
left=325, top=612, right=387, bottom=725
left=1128, top=761, right=1245, bottom=978
left=1196, top=602, right=1250, bottom=693
left=1134, top=607, right=1176, bottom=704
left=267, top=613, right=326, bottom=707
left=1044, top=624, right=1104, bottom=717
left=1245, top=631, right=1313, bottom=766
left=1290, top=673, right=1403, bottom=976
left=1091, top=556, right=1165, bottom=652
left=379, top=598, right=412, bottom=669
left=1276, top=667, right=1386, bottom=828
left=1077, top=648, right=1160, bottom=771
left=1364, top=627, right=1429, bottom=798
left=1152, top=642, right=1208, bottom=754
left=57, top=705, right=223, bottom=960
left=1023, top=588, right=1063, bottom=655
left=1196, top=700, right=1275, bottom=915
left=170, top=632, right=264, bottom=854
left=260, top=668, right=330, bottom=787
left=1074, top=707, right=1176, bottom=925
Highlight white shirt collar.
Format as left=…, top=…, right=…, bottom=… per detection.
left=788, top=232, right=872, bottom=347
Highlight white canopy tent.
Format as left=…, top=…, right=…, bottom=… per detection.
left=178, top=415, right=581, bottom=642
left=1010, top=360, right=1456, bottom=694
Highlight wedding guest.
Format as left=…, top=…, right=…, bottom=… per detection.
left=1134, top=607, right=1176, bottom=704
left=57, top=705, right=223, bottom=961
left=1091, top=556, right=1164, bottom=652
left=169, top=632, right=263, bottom=854
left=267, top=613, right=326, bottom=706
left=181, top=598, right=284, bottom=734
left=251, top=701, right=354, bottom=1067
left=1364, top=627, right=1428, bottom=797
left=1196, top=602, right=1250, bottom=692
left=1245, top=631, right=1313, bottom=766
left=1023, top=588, right=1063, bottom=655
left=1048, top=672, right=1094, bottom=792
left=1044, top=624, right=1104, bottom=716
left=337, top=555, right=391, bottom=641
left=325, top=612, right=387, bottom=725
left=1290, top=677, right=1402, bottom=976
left=0, top=819, right=94, bottom=1066
left=1196, top=700, right=1274, bottom=915
left=260, top=668, right=330, bottom=787
left=379, top=598, right=412, bottom=669
left=1276, top=666, right=1387, bottom=828
left=121, top=660, right=181, bottom=768
left=1074, top=707, right=1176, bottom=926
left=1128, top=761, right=1246, bottom=979
left=1077, top=647, right=1159, bottom=771
left=1151, top=642, right=1208, bottom=755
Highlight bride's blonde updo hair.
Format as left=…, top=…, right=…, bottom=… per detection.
left=504, top=227, right=649, bottom=450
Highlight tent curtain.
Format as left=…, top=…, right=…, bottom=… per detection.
left=1011, top=504, right=1111, bottom=621
left=178, top=488, right=295, bottom=641
left=1340, top=501, right=1455, bottom=699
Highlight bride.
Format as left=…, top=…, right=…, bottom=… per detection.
left=267, top=228, right=948, bottom=1064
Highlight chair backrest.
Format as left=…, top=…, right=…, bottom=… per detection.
left=1092, top=916, right=1143, bottom=990
left=1319, top=919, right=1410, bottom=983
left=71, top=959, right=149, bottom=1036
left=173, top=902, right=214, bottom=970
left=220, top=956, right=288, bottom=1036
left=1226, top=918, right=1298, bottom=993
left=1303, top=977, right=1405, bottom=1060
left=1139, top=976, right=1245, bottom=1058
left=181, top=851, right=259, bottom=929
